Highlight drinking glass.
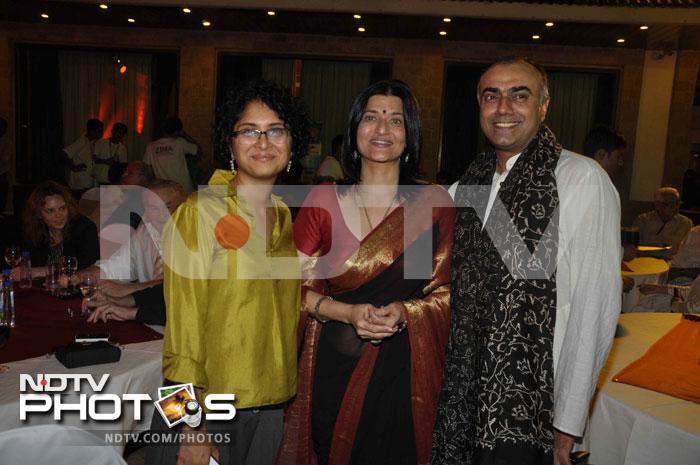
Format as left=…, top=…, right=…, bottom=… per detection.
left=4, top=245, right=20, bottom=269
left=60, top=256, right=78, bottom=291
left=79, top=275, right=98, bottom=316
left=45, top=261, right=60, bottom=294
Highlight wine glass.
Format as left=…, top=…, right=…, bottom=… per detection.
left=4, top=245, right=20, bottom=269
left=60, top=256, right=78, bottom=292
left=79, top=275, right=97, bottom=299
left=79, top=275, right=98, bottom=316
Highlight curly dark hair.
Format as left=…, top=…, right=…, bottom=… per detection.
left=213, top=79, right=311, bottom=169
left=23, top=181, right=78, bottom=247
left=340, top=80, right=422, bottom=188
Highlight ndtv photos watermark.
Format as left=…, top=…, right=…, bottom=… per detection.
left=19, top=374, right=236, bottom=425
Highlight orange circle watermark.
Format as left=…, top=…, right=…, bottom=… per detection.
left=214, top=214, right=250, bottom=249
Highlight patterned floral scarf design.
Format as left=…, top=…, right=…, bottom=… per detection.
left=433, top=125, right=561, bottom=464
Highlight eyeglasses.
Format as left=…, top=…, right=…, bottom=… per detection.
left=231, top=128, right=290, bottom=141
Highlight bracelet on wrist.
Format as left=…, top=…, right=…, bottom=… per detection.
left=313, top=295, right=332, bottom=323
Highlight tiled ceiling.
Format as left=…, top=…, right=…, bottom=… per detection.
left=2, top=0, right=697, bottom=49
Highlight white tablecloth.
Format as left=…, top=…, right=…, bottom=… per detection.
left=582, top=313, right=700, bottom=465
left=0, top=333, right=163, bottom=453
left=622, top=257, right=670, bottom=312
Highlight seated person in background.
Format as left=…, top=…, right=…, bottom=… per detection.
left=669, top=225, right=700, bottom=281
left=86, top=283, right=165, bottom=326
left=632, top=187, right=692, bottom=259
left=93, top=122, right=128, bottom=184
left=14, top=181, right=99, bottom=278
left=99, top=160, right=155, bottom=230
left=315, top=134, right=344, bottom=183
left=583, top=125, right=627, bottom=178
left=80, top=179, right=185, bottom=296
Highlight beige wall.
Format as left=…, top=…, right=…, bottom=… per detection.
left=0, top=20, right=664, bottom=215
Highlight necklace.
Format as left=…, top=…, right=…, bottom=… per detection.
left=354, top=185, right=397, bottom=230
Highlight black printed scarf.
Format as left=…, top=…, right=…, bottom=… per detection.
left=432, top=125, right=561, bottom=465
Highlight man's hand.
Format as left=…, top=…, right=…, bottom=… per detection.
left=87, top=303, right=137, bottom=323
left=71, top=163, right=87, bottom=172
left=99, top=280, right=136, bottom=298
left=553, top=430, right=575, bottom=465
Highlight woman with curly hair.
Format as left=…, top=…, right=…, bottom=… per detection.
left=18, top=180, right=98, bottom=277
left=147, top=79, right=310, bottom=465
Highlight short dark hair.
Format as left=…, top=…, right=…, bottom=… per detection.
left=583, top=126, right=627, bottom=158
left=214, top=79, right=311, bottom=167
left=112, top=122, right=127, bottom=135
left=340, top=79, right=422, bottom=187
left=86, top=118, right=103, bottom=133
left=163, top=117, right=183, bottom=136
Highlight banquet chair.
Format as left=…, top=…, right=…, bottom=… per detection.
left=0, top=424, right=127, bottom=465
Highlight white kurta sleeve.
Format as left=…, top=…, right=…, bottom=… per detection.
left=553, top=155, right=622, bottom=437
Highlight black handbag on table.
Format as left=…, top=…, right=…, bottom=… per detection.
left=55, top=341, right=121, bottom=368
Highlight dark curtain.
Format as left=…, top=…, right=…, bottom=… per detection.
left=15, top=45, right=65, bottom=185
left=440, top=64, right=483, bottom=183
left=150, top=53, right=179, bottom=140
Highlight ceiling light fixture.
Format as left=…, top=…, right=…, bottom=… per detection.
left=443, top=17, right=451, bottom=23
left=182, top=7, right=191, bottom=13
left=202, top=19, right=211, bottom=26
left=267, top=11, right=276, bottom=16
left=99, top=4, right=108, bottom=10
left=127, top=18, right=135, bottom=23
left=353, top=14, right=361, bottom=19
left=545, top=22, right=554, bottom=27
left=532, top=35, right=540, bottom=40
left=439, top=31, right=447, bottom=36
left=617, top=38, right=626, bottom=43
left=358, top=27, right=366, bottom=32
left=40, top=13, right=49, bottom=19
left=640, top=25, right=649, bottom=30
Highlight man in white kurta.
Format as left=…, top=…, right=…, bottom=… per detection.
left=436, top=58, right=620, bottom=465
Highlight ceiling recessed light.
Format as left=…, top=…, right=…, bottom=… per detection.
left=358, top=27, right=366, bottom=32
left=353, top=14, right=361, bottom=19
left=202, top=19, right=211, bottom=26
left=439, top=31, right=447, bottom=36
left=267, top=11, right=276, bottom=16
left=40, top=13, right=49, bottom=19
left=443, top=17, right=451, bottom=23
left=532, top=35, right=540, bottom=40
left=99, top=4, right=108, bottom=9
left=545, top=22, right=554, bottom=27
left=182, top=7, right=191, bottom=13
left=127, top=18, right=135, bottom=23
left=617, top=38, right=626, bottom=43
left=640, top=25, right=649, bottom=30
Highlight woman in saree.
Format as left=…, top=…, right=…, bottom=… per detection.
left=279, top=80, right=454, bottom=465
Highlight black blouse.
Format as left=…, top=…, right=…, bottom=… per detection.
left=24, top=214, right=99, bottom=269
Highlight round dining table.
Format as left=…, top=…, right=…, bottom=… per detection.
left=581, top=313, right=700, bottom=465
left=622, top=257, right=670, bottom=312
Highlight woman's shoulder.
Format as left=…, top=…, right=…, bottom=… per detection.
left=70, top=214, right=97, bottom=233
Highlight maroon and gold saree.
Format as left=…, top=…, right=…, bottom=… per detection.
left=278, top=184, right=454, bottom=465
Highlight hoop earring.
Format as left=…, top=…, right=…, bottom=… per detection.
left=286, top=159, right=292, bottom=173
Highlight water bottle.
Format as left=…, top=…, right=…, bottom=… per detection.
left=19, top=251, right=32, bottom=289
left=1, top=269, right=14, bottom=328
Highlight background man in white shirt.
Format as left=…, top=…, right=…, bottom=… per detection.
left=434, top=58, right=621, bottom=465
left=93, top=122, right=128, bottom=184
left=143, top=117, right=199, bottom=193
left=632, top=187, right=692, bottom=259
left=63, top=118, right=103, bottom=192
